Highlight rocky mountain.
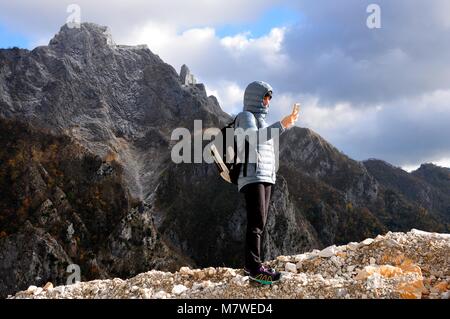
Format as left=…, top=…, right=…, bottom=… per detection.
left=363, top=160, right=450, bottom=229
left=0, top=23, right=449, bottom=298
left=0, top=118, right=190, bottom=298
left=0, top=23, right=230, bottom=199
left=9, top=230, right=450, bottom=299
left=412, top=164, right=450, bottom=196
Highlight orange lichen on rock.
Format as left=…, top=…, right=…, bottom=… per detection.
left=397, top=279, right=425, bottom=299
left=355, top=261, right=425, bottom=299
left=431, top=281, right=448, bottom=293
left=355, top=265, right=404, bottom=280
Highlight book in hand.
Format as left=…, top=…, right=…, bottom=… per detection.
left=210, top=143, right=232, bottom=183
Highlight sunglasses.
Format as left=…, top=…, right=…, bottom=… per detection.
left=264, top=93, right=272, bottom=100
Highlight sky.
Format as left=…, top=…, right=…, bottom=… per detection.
left=1, top=0, right=449, bottom=172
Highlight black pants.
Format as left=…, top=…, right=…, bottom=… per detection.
left=241, top=182, right=272, bottom=270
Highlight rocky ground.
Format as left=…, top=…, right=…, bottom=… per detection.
left=9, top=229, right=449, bottom=299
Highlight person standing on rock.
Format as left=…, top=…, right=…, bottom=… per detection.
left=234, top=81, right=299, bottom=284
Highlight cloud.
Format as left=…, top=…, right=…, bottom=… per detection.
left=0, top=0, right=280, bottom=45
left=125, top=20, right=291, bottom=114
left=204, top=81, right=244, bottom=116
left=309, top=89, right=450, bottom=168
left=279, top=0, right=450, bottom=106
left=258, top=88, right=450, bottom=169
left=402, top=158, right=450, bottom=172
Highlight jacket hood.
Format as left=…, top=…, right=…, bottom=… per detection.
left=243, top=81, right=273, bottom=115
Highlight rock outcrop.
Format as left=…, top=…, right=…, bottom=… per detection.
left=0, top=118, right=189, bottom=298
left=0, top=22, right=230, bottom=200
left=9, top=230, right=450, bottom=299
left=180, top=64, right=197, bottom=86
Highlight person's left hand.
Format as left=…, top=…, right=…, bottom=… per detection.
left=281, top=103, right=300, bottom=129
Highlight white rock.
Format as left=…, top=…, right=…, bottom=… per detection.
left=384, top=238, right=401, bottom=248
left=294, top=254, right=307, bottom=262
left=172, top=284, right=188, bottom=295
left=366, top=273, right=383, bottom=289
left=154, top=290, right=168, bottom=299
left=369, top=257, right=376, bottom=265
left=319, top=245, right=337, bottom=258
left=330, top=256, right=343, bottom=267
left=54, top=286, right=65, bottom=294
left=202, top=280, right=213, bottom=288
left=441, top=291, right=450, bottom=299
left=141, top=288, right=153, bottom=299
left=296, top=261, right=303, bottom=269
left=316, top=274, right=325, bottom=282
left=347, top=265, right=356, bottom=273
left=179, top=267, right=193, bottom=275
left=285, top=262, right=297, bottom=273
left=26, top=285, right=37, bottom=293
left=297, top=273, right=308, bottom=283
left=410, top=229, right=431, bottom=237
left=192, top=282, right=203, bottom=290
left=347, top=242, right=359, bottom=251
left=231, top=276, right=248, bottom=287
left=277, top=256, right=290, bottom=262
left=361, top=238, right=374, bottom=246
left=34, top=287, right=43, bottom=295
left=207, top=268, right=216, bottom=276
left=43, top=282, right=53, bottom=291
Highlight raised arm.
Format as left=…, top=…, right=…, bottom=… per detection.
left=235, top=111, right=286, bottom=144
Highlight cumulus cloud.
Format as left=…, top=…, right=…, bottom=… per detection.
left=306, top=90, right=450, bottom=168
left=281, top=0, right=450, bottom=105
left=262, top=87, right=450, bottom=170
left=204, top=81, right=244, bottom=116
left=0, top=0, right=279, bottom=44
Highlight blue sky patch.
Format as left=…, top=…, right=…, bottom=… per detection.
left=0, top=23, right=30, bottom=49
left=215, top=5, right=301, bottom=38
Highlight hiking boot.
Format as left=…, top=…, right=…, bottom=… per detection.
left=245, top=265, right=281, bottom=285
left=244, top=265, right=276, bottom=276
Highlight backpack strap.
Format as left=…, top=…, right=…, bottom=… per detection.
left=235, top=112, right=257, bottom=178
left=229, top=115, right=238, bottom=128
left=244, top=138, right=249, bottom=177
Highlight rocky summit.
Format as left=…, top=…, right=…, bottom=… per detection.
left=9, top=230, right=450, bottom=299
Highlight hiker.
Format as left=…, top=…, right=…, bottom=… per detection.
left=235, top=81, right=299, bottom=284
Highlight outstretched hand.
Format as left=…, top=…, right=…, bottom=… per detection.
left=281, top=103, right=300, bottom=129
